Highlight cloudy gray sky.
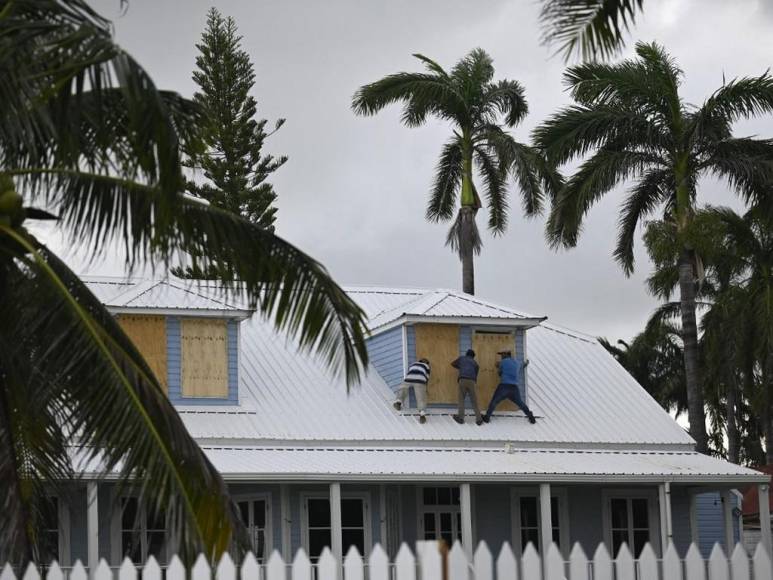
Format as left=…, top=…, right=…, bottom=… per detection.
left=54, top=0, right=773, bottom=341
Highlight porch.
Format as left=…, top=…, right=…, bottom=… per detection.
left=55, top=479, right=772, bottom=569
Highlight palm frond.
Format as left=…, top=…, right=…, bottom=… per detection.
left=700, top=73, right=773, bottom=124
left=426, top=139, right=464, bottom=222
left=473, top=145, right=507, bottom=233
left=481, top=80, right=528, bottom=127
left=539, top=0, right=644, bottom=61
left=446, top=206, right=482, bottom=258
left=10, top=168, right=369, bottom=386
left=614, top=169, right=668, bottom=275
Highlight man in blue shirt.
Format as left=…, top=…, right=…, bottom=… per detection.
left=482, top=350, right=536, bottom=424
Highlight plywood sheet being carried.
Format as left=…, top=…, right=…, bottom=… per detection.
left=473, top=331, right=517, bottom=411
left=414, top=323, right=460, bottom=404
left=181, top=318, right=229, bottom=398
left=116, top=314, right=168, bottom=393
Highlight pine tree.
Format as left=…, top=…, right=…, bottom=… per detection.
left=187, top=7, right=286, bottom=230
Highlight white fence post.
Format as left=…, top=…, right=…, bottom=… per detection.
left=495, top=543, right=517, bottom=580
left=292, top=549, right=312, bottom=580
left=567, top=543, right=588, bottom=580
left=753, top=543, right=772, bottom=580
left=394, top=544, right=416, bottom=580
left=729, top=544, right=749, bottom=580
left=240, top=553, right=260, bottom=580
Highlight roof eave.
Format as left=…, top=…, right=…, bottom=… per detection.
left=107, top=306, right=253, bottom=320
left=369, top=314, right=547, bottom=335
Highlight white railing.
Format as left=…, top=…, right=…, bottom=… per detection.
left=0, top=541, right=771, bottom=580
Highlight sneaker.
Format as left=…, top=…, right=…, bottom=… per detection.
left=528, top=413, right=536, bottom=424
left=419, top=415, right=427, bottom=424
left=452, top=415, right=464, bottom=425
left=482, top=415, right=491, bottom=423
left=475, top=417, right=484, bottom=426
left=393, top=401, right=402, bottom=411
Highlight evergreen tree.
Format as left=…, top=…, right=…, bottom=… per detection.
left=187, top=7, right=286, bottom=231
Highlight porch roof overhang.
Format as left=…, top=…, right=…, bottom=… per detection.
left=90, top=445, right=763, bottom=484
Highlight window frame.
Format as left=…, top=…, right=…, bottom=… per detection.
left=110, top=494, right=171, bottom=566
left=416, top=486, right=466, bottom=547
left=601, top=489, right=661, bottom=557
left=232, top=492, right=273, bottom=561
left=299, top=491, right=372, bottom=560
left=39, top=495, right=71, bottom=566
left=510, top=487, right=569, bottom=558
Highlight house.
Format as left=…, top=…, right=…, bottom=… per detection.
left=45, top=277, right=771, bottom=569
left=742, top=465, right=773, bottom=554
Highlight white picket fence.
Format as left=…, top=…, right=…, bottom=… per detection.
left=1, top=541, right=771, bottom=580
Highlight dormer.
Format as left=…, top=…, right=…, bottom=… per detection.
left=88, top=278, right=252, bottom=406
left=360, top=289, right=545, bottom=410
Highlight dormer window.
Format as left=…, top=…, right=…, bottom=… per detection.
left=117, top=313, right=239, bottom=405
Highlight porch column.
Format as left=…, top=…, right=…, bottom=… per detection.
left=721, top=489, right=734, bottom=551
left=86, top=482, right=99, bottom=576
left=460, top=483, right=474, bottom=559
left=280, top=484, right=292, bottom=560
left=760, top=483, right=772, bottom=555
left=689, top=491, right=700, bottom=546
left=330, top=482, right=343, bottom=579
left=658, top=483, right=673, bottom=550
left=539, top=483, right=552, bottom=554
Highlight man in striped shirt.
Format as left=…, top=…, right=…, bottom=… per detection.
left=393, top=358, right=431, bottom=423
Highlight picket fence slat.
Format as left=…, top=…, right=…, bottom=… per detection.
left=567, top=543, right=587, bottom=580
left=448, top=542, right=468, bottom=580
left=472, top=542, right=492, bottom=580
left=730, top=544, right=749, bottom=580
left=521, top=544, right=540, bottom=580
left=44, top=562, right=62, bottom=580
left=638, top=544, right=658, bottom=580
left=3, top=539, right=770, bottom=580
left=707, top=545, right=728, bottom=580
left=495, top=542, right=517, bottom=580
left=240, top=553, right=259, bottom=580
left=367, top=545, right=388, bottom=580
left=752, top=543, right=772, bottom=580
left=343, top=547, right=363, bottom=580
left=316, top=548, right=337, bottom=580
left=267, top=550, right=286, bottom=580
left=663, top=543, right=682, bottom=580
left=394, top=543, right=416, bottom=580
left=292, top=549, right=312, bottom=580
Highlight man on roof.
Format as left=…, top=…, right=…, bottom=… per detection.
left=451, top=349, right=484, bottom=425
left=393, top=358, right=431, bottom=423
left=482, top=350, right=536, bottom=424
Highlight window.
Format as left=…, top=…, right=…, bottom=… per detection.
left=237, top=498, right=270, bottom=561
left=38, top=497, right=65, bottom=564
left=180, top=318, right=229, bottom=398
left=302, top=494, right=370, bottom=561
left=511, top=489, right=568, bottom=556
left=116, top=498, right=167, bottom=564
left=419, top=487, right=461, bottom=547
left=609, top=497, right=651, bottom=557
left=116, top=315, right=168, bottom=392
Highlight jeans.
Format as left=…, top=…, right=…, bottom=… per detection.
left=395, top=382, right=427, bottom=412
left=485, top=383, right=533, bottom=418
left=457, top=378, right=482, bottom=420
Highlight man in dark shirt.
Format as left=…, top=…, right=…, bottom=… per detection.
left=451, top=349, right=483, bottom=425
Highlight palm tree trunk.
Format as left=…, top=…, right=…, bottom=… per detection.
left=460, top=206, right=475, bottom=295
left=678, top=248, right=708, bottom=453
left=725, top=370, right=739, bottom=463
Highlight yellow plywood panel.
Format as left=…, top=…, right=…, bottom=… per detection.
left=181, top=318, right=228, bottom=398
left=414, top=323, right=460, bottom=404
left=473, top=331, right=517, bottom=411
left=116, top=314, right=168, bottom=393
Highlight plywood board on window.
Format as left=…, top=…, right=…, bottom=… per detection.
left=472, top=331, right=517, bottom=411
left=116, top=314, right=168, bottom=393
left=180, top=318, right=228, bottom=398
left=414, top=323, right=459, bottom=404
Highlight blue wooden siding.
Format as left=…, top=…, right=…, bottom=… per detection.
left=515, top=329, right=526, bottom=402
left=167, top=317, right=239, bottom=406
left=366, top=327, right=404, bottom=391
left=474, top=484, right=511, bottom=548
left=460, top=327, right=472, bottom=354
left=68, top=486, right=88, bottom=564
left=695, top=492, right=740, bottom=557
left=406, top=326, right=416, bottom=363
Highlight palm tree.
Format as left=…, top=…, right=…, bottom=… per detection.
left=533, top=41, right=773, bottom=453
left=0, top=0, right=368, bottom=564
left=352, top=49, right=559, bottom=295
left=539, top=0, right=644, bottom=61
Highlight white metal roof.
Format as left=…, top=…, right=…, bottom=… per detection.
left=346, top=286, right=545, bottom=330
left=195, top=446, right=766, bottom=483
left=85, top=277, right=250, bottom=316
left=78, top=278, right=763, bottom=482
